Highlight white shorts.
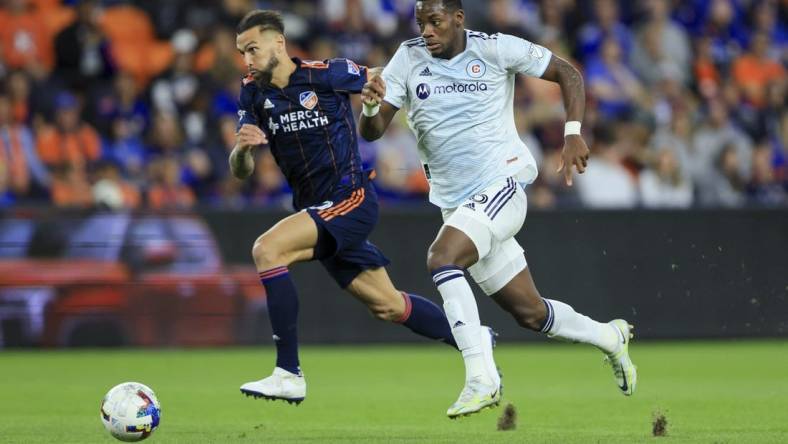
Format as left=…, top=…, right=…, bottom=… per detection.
left=441, top=177, right=528, bottom=295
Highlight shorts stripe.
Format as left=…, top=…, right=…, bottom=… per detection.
left=484, top=178, right=515, bottom=215
left=319, top=188, right=366, bottom=221
left=319, top=189, right=360, bottom=218
left=488, top=185, right=518, bottom=220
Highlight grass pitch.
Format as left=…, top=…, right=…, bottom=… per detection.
left=1, top=341, right=786, bottom=443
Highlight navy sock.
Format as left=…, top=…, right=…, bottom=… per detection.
left=259, top=266, right=300, bottom=374
left=396, top=293, right=458, bottom=349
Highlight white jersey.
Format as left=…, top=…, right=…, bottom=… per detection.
left=382, top=30, right=552, bottom=209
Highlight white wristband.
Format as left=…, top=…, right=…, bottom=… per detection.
left=362, top=102, right=380, bottom=117
left=564, top=121, right=582, bottom=137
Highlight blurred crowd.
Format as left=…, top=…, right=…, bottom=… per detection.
left=0, top=0, right=785, bottom=211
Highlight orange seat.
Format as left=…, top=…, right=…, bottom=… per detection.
left=99, top=5, right=156, bottom=45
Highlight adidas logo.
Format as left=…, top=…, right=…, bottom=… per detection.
left=462, top=202, right=475, bottom=210
left=453, top=320, right=465, bottom=328
left=272, top=334, right=281, bottom=341
left=264, top=99, right=275, bottom=109
left=419, top=66, right=432, bottom=76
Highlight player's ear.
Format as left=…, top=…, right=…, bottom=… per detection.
left=454, top=9, right=464, bottom=28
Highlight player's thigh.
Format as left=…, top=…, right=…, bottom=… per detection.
left=344, top=267, right=405, bottom=315
left=253, top=211, right=318, bottom=264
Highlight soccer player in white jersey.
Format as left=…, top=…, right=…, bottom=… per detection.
left=359, top=0, right=637, bottom=418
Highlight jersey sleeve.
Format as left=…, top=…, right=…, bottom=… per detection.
left=381, top=45, right=410, bottom=109
left=236, top=79, right=259, bottom=131
left=327, top=58, right=368, bottom=93
left=495, top=33, right=553, bottom=77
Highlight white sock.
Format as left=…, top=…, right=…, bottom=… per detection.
left=433, top=266, right=489, bottom=383
left=542, top=298, right=620, bottom=354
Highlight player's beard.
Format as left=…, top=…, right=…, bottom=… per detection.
left=253, top=52, right=280, bottom=87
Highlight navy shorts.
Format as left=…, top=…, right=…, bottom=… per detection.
left=305, top=181, right=389, bottom=288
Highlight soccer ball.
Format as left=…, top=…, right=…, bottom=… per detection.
left=100, top=382, right=161, bottom=442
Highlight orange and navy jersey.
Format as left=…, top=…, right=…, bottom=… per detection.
left=237, top=57, right=370, bottom=210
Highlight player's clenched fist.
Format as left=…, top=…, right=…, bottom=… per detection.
left=236, top=123, right=268, bottom=149
left=361, top=68, right=386, bottom=106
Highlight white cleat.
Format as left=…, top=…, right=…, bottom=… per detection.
left=240, top=367, right=306, bottom=405
left=604, top=319, right=637, bottom=396
left=446, top=376, right=501, bottom=419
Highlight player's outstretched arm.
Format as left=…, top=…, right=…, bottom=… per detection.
left=540, top=54, right=590, bottom=186
left=229, top=123, right=267, bottom=180
left=358, top=69, right=398, bottom=141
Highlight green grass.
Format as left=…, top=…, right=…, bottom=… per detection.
left=1, top=341, right=787, bottom=443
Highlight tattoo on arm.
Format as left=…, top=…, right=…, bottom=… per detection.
left=541, top=55, right=585, bottom=122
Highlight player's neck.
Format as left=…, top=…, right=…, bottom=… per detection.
left=441, top=31, right=467, bottom=60
left=271, top=57, right=297, bottom=89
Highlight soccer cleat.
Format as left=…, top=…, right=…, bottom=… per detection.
left=240, top=367, right=306, bottom=405
left=446, top=376, right=501, bottom=419
left=604, top=319, right=637, bottom=396
left=480, top=326, right=502, bottom=394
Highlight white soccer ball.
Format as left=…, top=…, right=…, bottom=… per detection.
left=100, top=382, right=162, bottom=442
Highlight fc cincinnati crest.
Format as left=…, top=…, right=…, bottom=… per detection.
left=466, top=59, right=486, bottom=78
left=299, top=91, right=319, bottom=110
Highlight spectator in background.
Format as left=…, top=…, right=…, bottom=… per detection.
left=0, top=0, right=53, bottom=78
left=732, top=32, right=786, bottom=110
left=747, top=140, right=786, bottom=206
left=477, top=0, right=534, bottom=40
left=36, top=91, right=101, bottom=174
left=586, top=38, right=647, bottom=121
left=323, top=0, right=377, bottom=64
left=91, top=160, right=141, bottom=210
left=701, top=0, right=748, bottom=68
left=698, top=142, right=747, bottom=207
left=146, top=111, right=184, bottom=157
left=0, top=90, right=48, bottom=200
left=50, top=163, right=93, bottom=208
left=104, top=116, right=146, bottom=184
left=373, top=117, right=428, bottom=200
left=247, top=149, right=289, bottom=208
left=94, top=71, right=150, bottom=139
left=639, top=146, right=694, bottom=208
left=150, top=29, right=205, bottom=139
left=749, top=0, right=786, bottom=51
left=146, top=155, right=195, bottom=210
left=53, top=0, right=114, bottom=92
left=691, top=99, right=753, bottom=195
left=577, top=0, right=633, bottom=62
left=633, top=0, right=692, bottom=87
left=575, top=125, right=638, bottom=208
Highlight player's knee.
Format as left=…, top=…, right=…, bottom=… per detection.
left=251, top=236, right=285, bottom=269
left=426, top=247, right=459, bottom=273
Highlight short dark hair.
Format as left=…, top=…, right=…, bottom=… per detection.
left=441, top=0, right=463, bottom=11
left=236, top=10, right=285, bottom=35
left=421, top=0, right=462, bottom=12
